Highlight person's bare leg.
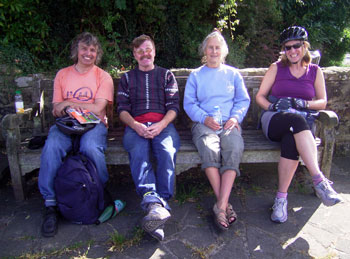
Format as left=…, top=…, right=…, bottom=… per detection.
left=278, top=157, right=299, bottom=193
left=217, top=170, right=236, bottom=223
left=205, top=167, right=221, bottom=199
left=206, top=167, right=233, bottom=228
left=294, top=130, right=321, bottom=177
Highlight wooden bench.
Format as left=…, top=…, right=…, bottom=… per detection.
left=2, top=69, right=339, bottom=201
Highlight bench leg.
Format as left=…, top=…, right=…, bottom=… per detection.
left=6, top=129, right=26, bottom=201
left=320, top=127, right=336, bottom=179
left=8, top=157, right=25, bottom=201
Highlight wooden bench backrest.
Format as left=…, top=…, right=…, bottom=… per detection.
left=37, top=69, right=265, bottom=133
left=108, top=69, right=264, bottom=131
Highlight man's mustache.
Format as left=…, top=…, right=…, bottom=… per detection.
left=141, top=55, right=152, bottom=60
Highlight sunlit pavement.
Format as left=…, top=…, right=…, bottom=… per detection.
left=0, top=157, right=349, bottom=258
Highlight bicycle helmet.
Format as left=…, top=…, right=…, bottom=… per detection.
left=280, top=26, right=308, bottom=45
left=56, top=116, right=96, bottom=135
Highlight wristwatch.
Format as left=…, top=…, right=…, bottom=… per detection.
left=306, top=101, right=310, bottom=108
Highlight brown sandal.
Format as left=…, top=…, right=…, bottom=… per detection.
left=213, top=204, right=229, bottom=231
left=226, top=203, right=238, bottom=225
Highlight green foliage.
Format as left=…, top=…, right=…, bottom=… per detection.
left=0, top=44, right=36, bottom=75
left=225, top=34, right=247, bottom=68
left=0, top=0, right=49, bottom=55
left=158, top=0, right=215, bottom=68
left=215, top=0, right=247, bottom=68
left=234, top=0, right=283, bottom=68
left=277, top=0, right=350, bottom=66
left=216, top=0, right=241, bottom=40
left=175, top=167, right=213, bottom=204
left=109, top=227, right=144, bottom=252
left=0, top=0, right=349, bottom=72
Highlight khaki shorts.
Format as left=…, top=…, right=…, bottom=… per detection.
left=191, top=123, right=244, bottom=176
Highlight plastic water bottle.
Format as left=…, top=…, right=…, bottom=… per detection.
left=114, top=199, right=126, bottom=214
left=212, top=106, right=223, bottom=134
left=95, top=199, right=126, bottom=225
left=14, top=90, right=24, bottom=113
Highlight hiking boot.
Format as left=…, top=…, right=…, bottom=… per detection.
left=314, top=178, right=342, bottom=206
left=271, top=198, right=288, bottom=223
left=141, top=203, right=171, bottom=233
left=41, top=206, right=58, bottom=237
left=149, top=225, right=165, bottom=241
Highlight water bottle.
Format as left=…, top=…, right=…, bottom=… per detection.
left=14, top=90, right=24, bottom=113
left=95, top=199, right=126, bottom=225
left=114, top=199, right=126, bottom=214
left=212, top=106, right=223, bottom=134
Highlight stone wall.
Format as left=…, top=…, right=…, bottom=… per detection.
left=1, top=67, right=350, bottom=156
left=324, top=67, right=350, bottom=155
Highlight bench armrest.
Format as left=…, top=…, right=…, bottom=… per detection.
left=316, top=110, right=339, bottom=128
left=1, top=109, right=34, bottom=201
left=2, top=108, right=34, bottom=151
left=2, top=109, right=33, bottom=131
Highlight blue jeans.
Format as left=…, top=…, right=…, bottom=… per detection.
left=38, top=123, right=108, bottom=207
left=123, top=123, right=180, bottom=211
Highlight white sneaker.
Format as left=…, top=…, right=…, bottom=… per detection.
left=314, top=179, right=342, bottom=206
left=271, top=198, right=288, bottom=223
left=141, top=203, right=171, bottom=233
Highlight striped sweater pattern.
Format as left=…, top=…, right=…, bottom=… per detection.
left=117, top=66, right=180, bottom=117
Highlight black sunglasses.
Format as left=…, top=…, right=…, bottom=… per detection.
left=284, top=42, right=303, bottom=51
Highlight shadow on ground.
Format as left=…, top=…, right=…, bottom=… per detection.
left=0, top=158, right=349, bottom=258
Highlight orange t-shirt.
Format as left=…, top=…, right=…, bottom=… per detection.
left=53, top=65, right=114, bottom=125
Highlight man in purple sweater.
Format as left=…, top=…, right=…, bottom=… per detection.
left=117, top=35, right=180, bottom=241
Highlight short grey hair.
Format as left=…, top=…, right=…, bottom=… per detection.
left=199, top=31, right=229, bottom=64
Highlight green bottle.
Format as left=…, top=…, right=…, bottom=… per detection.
left=95, top=200, right=126, bottom=225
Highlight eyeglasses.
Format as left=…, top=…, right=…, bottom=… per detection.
left=284, top=43, right=303, bottom=51
left=134, top=48, right=153, bottom=55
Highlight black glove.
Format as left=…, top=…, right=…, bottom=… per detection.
left=268, top=97, right=292, bottom=111
left=292, top=98, right=308, bottom=109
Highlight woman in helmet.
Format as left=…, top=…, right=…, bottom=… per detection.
left=256, top=26, right=342, bottom=223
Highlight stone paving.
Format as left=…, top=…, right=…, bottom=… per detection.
left=0, top=157, right=349, bottom=259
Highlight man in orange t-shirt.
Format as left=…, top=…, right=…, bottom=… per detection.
left=38, top=32, right=114, bottom=237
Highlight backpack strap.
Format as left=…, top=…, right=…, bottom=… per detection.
left=71, top=134, right=81, bottom=155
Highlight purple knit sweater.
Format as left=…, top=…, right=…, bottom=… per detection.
left=117, top=66, right=179, bottom=117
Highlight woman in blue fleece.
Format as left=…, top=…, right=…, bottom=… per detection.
left=184, top=30, right=250, bottom=230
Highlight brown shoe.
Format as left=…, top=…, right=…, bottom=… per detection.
left=226, top=203, right=238, bottom=225
left=213, top=203, right=229, bottom=231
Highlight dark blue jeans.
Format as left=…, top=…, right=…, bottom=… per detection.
left=123, top=123, right=180, bottom=211
left=38, top=123, right=108, bottom=207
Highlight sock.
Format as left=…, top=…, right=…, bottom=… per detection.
left=276, top=191, right=288, bottom=199
left=312, top=172, right=325, bottom=186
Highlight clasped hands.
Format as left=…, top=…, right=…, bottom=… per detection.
left=134, top=121, right=165, bottom=139
left=268, top=97, right=307, bottom=111
left=204, top=116, right=240, bottom=131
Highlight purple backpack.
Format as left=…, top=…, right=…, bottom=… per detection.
left=54, top=137, right=105, bottom=224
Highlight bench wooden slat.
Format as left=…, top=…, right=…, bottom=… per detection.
left=16, top=129, right=321, bottom=176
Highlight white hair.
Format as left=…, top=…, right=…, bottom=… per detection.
left=199, top=31, right=229, bottom=64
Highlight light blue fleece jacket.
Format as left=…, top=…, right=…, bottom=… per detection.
left=184, top=64, right=250, bottom=124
